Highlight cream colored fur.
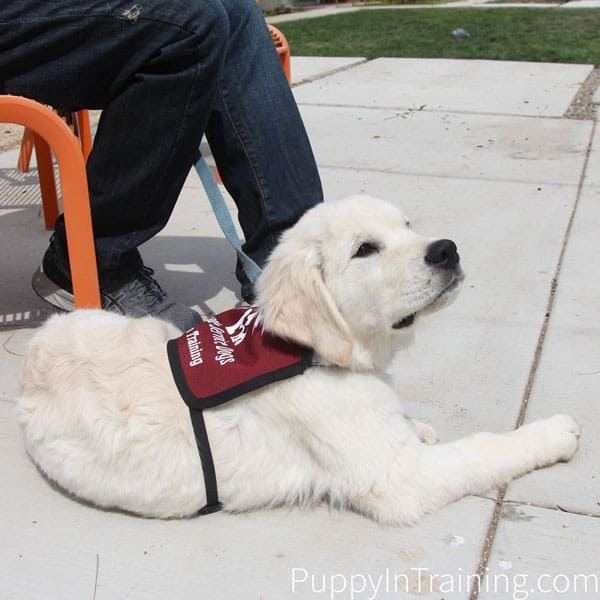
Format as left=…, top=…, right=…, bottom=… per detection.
left=17, top=196, right=580, bottom=524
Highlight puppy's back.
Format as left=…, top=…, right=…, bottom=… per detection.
left=16, top=310, right=205, bottom=517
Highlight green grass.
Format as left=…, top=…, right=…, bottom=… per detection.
left=276, top=8, right=600, bottom=65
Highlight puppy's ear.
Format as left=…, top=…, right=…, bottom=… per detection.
left=255, top=235, right=353, bottom=367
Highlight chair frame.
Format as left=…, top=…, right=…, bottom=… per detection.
left=0, top=95, right=101, bottom=308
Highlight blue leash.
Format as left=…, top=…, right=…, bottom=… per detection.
left=191, top=155, right=262, bottom=514
left=194, top=155, right=262, bottom=284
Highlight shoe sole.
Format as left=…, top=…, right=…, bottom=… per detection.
left=32, top=267, right=124, bottom=315
left=32, top=264, right=202, bottom=330
left=32, top=265, right=76, bottom=312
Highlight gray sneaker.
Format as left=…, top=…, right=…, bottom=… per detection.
left=32, top=234, right=201, bottom=331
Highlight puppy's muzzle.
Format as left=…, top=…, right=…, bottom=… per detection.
left=425, top=239, right=460, bottom=271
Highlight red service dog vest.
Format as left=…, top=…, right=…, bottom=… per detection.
left=167, top=307, right=313, bottom=409
left=167, top=307, right=313, bottom=515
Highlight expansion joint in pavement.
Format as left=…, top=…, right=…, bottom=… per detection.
left=468, top=117, right=597, bottom=600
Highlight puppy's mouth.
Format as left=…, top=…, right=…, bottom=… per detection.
left=392, top=271, right=463, bottom=330
left=392, top=314, right=415, bottom=330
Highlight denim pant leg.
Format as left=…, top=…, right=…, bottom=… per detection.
left=1, top=0, right=322, bottom=294
left=205, top=0, right=323, bottom=287
left=87, top=2, right=231, bottom=276
left=1, top=0, right=229, bottom=277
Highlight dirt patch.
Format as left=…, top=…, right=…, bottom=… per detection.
left=565, top=67, right=600, bottom=120
left=0, top=123, right=25, bottom=153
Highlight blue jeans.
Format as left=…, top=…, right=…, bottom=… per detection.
left=0, top=0, right=322, bottom=295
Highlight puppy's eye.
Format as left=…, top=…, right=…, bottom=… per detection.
left=353, top=242, right=379, bottom=258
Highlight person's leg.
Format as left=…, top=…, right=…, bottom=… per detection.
left=2, top=0, right=228, bottom=276
left=205, top=0, right=323, bottom=300
left=1, top=0, right=229, bottom=327
left=0, top=0, right=323, bottom=309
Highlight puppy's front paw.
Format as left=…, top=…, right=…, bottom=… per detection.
left=411, top=419, right=438, bottom=444
left=545, top=414, right=581, bottom=461
left=523, top=414, right=581, bottom=466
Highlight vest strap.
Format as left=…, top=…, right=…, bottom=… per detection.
left=188, top=408, right=222, bottom=515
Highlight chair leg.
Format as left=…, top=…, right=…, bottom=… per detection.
left=32, top=132, right=60, bottom=230
left=76, top=110, right=93, bottom=162
left=1, top=94, right=101, bottom=308
left=268, top=25, right=292, bottom=84
left=60, top=167, right=101, bottom=309
left=280, top=50, right=291, bottom=84
left=17, top=127, right=35, bottom=172
left=63, top=210, right=101, bottom=309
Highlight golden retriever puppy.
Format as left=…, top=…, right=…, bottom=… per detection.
left=16, top=196, right=580, bottom=523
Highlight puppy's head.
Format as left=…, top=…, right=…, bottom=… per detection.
left=255, top=196, right=463, bottom=370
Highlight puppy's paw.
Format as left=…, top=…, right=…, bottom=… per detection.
left=523, top=414, right=581, bottom=466
left=544, top=414, right=581, bottom=462
left=411, top=419, right=438, bottom=444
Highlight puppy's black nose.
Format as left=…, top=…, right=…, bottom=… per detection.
left=425, top=239, right=459, bottom=269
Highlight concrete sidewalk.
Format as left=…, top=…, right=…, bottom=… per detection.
left=265, top=0, right=600, bottom=22
left=1, top=57, right=599, bottom=599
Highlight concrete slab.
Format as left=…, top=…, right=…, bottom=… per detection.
left=479, top=503, right=600, bottom=600
left=267, top=6, right=361, bottom=25
left=293, top=58, right=592, bottom=118
left=562, top=0, right=600, bottom=7
left=0, top=330, right=32, bottom=403
left=503, top=130, right=600, bottom=517
left=291, top=56, right=367, bottom=86
left=0, top=145, right=20, bottom=168
left=469, top=2, right=557, bottom=6
left=583, top=113, right=600, bottom=187
left=299, top=104, right=592, bottom=185
left=0, top=149, right=60, bottom=334
left=0, top=202, right=59, bottom=332
left=0, top=402, right=495, bottom=600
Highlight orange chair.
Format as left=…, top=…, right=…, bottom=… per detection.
left=0, top=95, right=101, bottom=309
left=268, top=24, right=291, bottom=84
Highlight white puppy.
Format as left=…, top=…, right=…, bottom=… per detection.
left=17, top=196, right=580, bottom=524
